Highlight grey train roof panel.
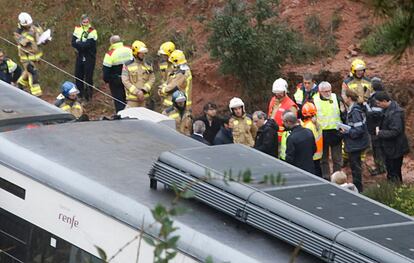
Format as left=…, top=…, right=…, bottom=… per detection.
left=0, top=120, right=320, bottom=263
left=0, top=80, right=74, bottom=128
left=151, top=144, right=414, bottom=263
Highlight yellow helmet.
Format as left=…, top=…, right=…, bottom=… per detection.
left=132, top=40, right=148, bottom=57
left=351, top=59, right=366, bottom=75
left=169, top=50, right=187, bottom=65
left=158, top=41, right=176, bottom=56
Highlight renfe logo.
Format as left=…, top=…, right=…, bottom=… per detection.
left=58, top=213, right=79, bottom=229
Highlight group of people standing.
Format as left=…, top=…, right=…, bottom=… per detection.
left=1, top=13, right=409, bottom=192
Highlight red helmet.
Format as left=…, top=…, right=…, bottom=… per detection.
left=301, top=102, right=317, bottom=117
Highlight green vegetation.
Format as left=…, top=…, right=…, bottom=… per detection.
left=363, top=0, right=414, bottom=59
left=364, top=182, right=414, bottom=216
left=208, top=0, right=318, bottom=106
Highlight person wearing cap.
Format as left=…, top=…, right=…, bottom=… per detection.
left=72, top=14, right=98, bottom=102
left=197, top=102, right=222, bottom=145
left=157, top=41, right=176, bottom=84
left=267, top=78, right=298, bottom=158
left=103, top=35, right=133, bottom=113
left=0, top=49, right=22, bottom=85
left=121, top=40, right=155, bottom=108
left=162, top=90, right=192, bottom=135
left=229, top=97, right=257, bottom=147
left=14, top=12, right=47, bottom=97
left=54, top=81, right=84, bottom=119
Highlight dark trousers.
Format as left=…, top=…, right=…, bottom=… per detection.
left=75, top=56, right=96, bottom=101
left=385, top=157, right=404, bottom=183
left=108, top=78, right=126, bottom=113
left=314, top=159, right=322, bottom=178
left=349, top=150, right=363, bottom=192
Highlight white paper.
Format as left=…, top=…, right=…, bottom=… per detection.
left=37, top=29, right=51, bottom=45
left=50, top=237, right=57, bottom=248
left=337, top=122, right=351, bottom=131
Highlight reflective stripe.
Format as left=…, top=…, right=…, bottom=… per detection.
left=103, top=43, right=132, bottom=67
left=144, top=83, right=151, bottom=90
left=294, top=88, right=303, bottom=104
left=371, top=107, right=382, bottom=112
left=19, top=51, right=43, bottom=62
left=348, top=121, right=364, bottom=127
left=169, top=112, right=179, bottom=119
left=302, top=120, right=323, bottom=160
left=6, top=60, right=17, bottom=73
left=185, top=72, right=192, bottom=106
left=163, top=99, right=173, bottom=106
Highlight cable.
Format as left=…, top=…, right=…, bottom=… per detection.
left=0, top=35, right=127, bottom=107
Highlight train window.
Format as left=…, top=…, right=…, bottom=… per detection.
left=0, top=177, right=26, bottom=200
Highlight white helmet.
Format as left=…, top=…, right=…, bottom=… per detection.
left=18, top=12, right=33, bottom=26
left=272, top=78, right=288, bottom=93
left=229, top=97, right=245, bottom=112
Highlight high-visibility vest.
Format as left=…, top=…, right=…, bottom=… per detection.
left=293, top=83, right=318, bottom=105
left=268, top=96, right=297, bottom=142
left=302, top=119, right=323, bottom=160
left=103, top=42, right=133, bottom=67
left=73, top=25, right=98, bottom=41
left=279, top=130, right=291, bottom=160
left=313, top=93, right=342, bottom=130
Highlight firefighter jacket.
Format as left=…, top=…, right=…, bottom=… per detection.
left=102, top=42, right=133, bottom=82
left=159, top=57, right=174, bottom=84
left=72, top=24, right=98, bottom=59
left=121, top=58, right=155, bottom=102
left=14, top=24, right=44, bottom=63
left=302, top=118, right=323, bottom=160
left=267, top=95, right=298, bottom=142
left=159, top=64, right=192, bottom=108
left=55, top=98, right=83, bottom=119
left=342, top=75, right=372, bottom=103
left=163, top=106, right=192, bottom=136
left=230, top=115, right=257, bottom=147
left=0, top=58, right=22, bottom=84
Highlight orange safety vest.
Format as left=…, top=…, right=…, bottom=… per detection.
left=268, top=96, right=298, bottom=142
left=302, top=119, right=323, bottom=160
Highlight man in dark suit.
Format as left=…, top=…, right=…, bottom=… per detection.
left=283, top=111, right=316, bottom=174
left=191, top=120, right=210, bottom=145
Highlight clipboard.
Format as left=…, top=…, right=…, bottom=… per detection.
left=337, top=122, right=351, bottom=131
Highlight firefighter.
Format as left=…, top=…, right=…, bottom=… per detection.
left=121, top=40, right=155, bottom=108
left=72, top=14, right=98, bottom=102
left=158, top=50, right=192, bottom=112
left=102, top=35, right=133, bottom=113
left=157, top=41, right=175, bottom=84
left=342, top=58, right=372, bottom=104
left=229, top=97, right=257, bottom=147
left=0, top=49, right=22, bottom=85
left=54, top=81, right=84, bottom=119
left=14, top=12, right=49, bottom=97
left=301, top=102, right=323, bottom=177
left=162, top=90, right=192, bottom=136
left=268, top=78, right=298, bottom=158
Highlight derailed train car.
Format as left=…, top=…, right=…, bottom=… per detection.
left=0, top=120, right=320, bottom=263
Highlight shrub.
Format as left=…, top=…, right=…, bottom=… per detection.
left=364, top=182, right=414, bottom=216
left=208, top=0, right=317, bottom=106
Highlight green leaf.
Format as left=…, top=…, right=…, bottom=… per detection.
left=142, top=236, right=156, bottom=246
left=181, top=189, right=196, bottom=199
left=94, top=245, right=108, bottom=261
left=205, top=255, right=214, bottom=263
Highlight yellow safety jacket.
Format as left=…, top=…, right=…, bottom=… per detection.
left=73, top=25, right=98, bottom=42
left=313, top=93, right=342, bottom=130
left=342, top=76, right=372, bottom=103
left=103, top=42, right=133, bottom=68
left=230, top=115, right=257, bottom=147
left=14, top=25, right=44, bottom=63
left=159, top=58, right=174, bottom=84
left=58, top=99, right=83, bottom=119
left=279, top=130, right=291, bottom=160
left=160, top=64, right=192, bottom=108
left=302, top=119, right=323, bottom=160
left=162, top=107, right=192, bottom=136
left=121, top=59, right=155, bottom=101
